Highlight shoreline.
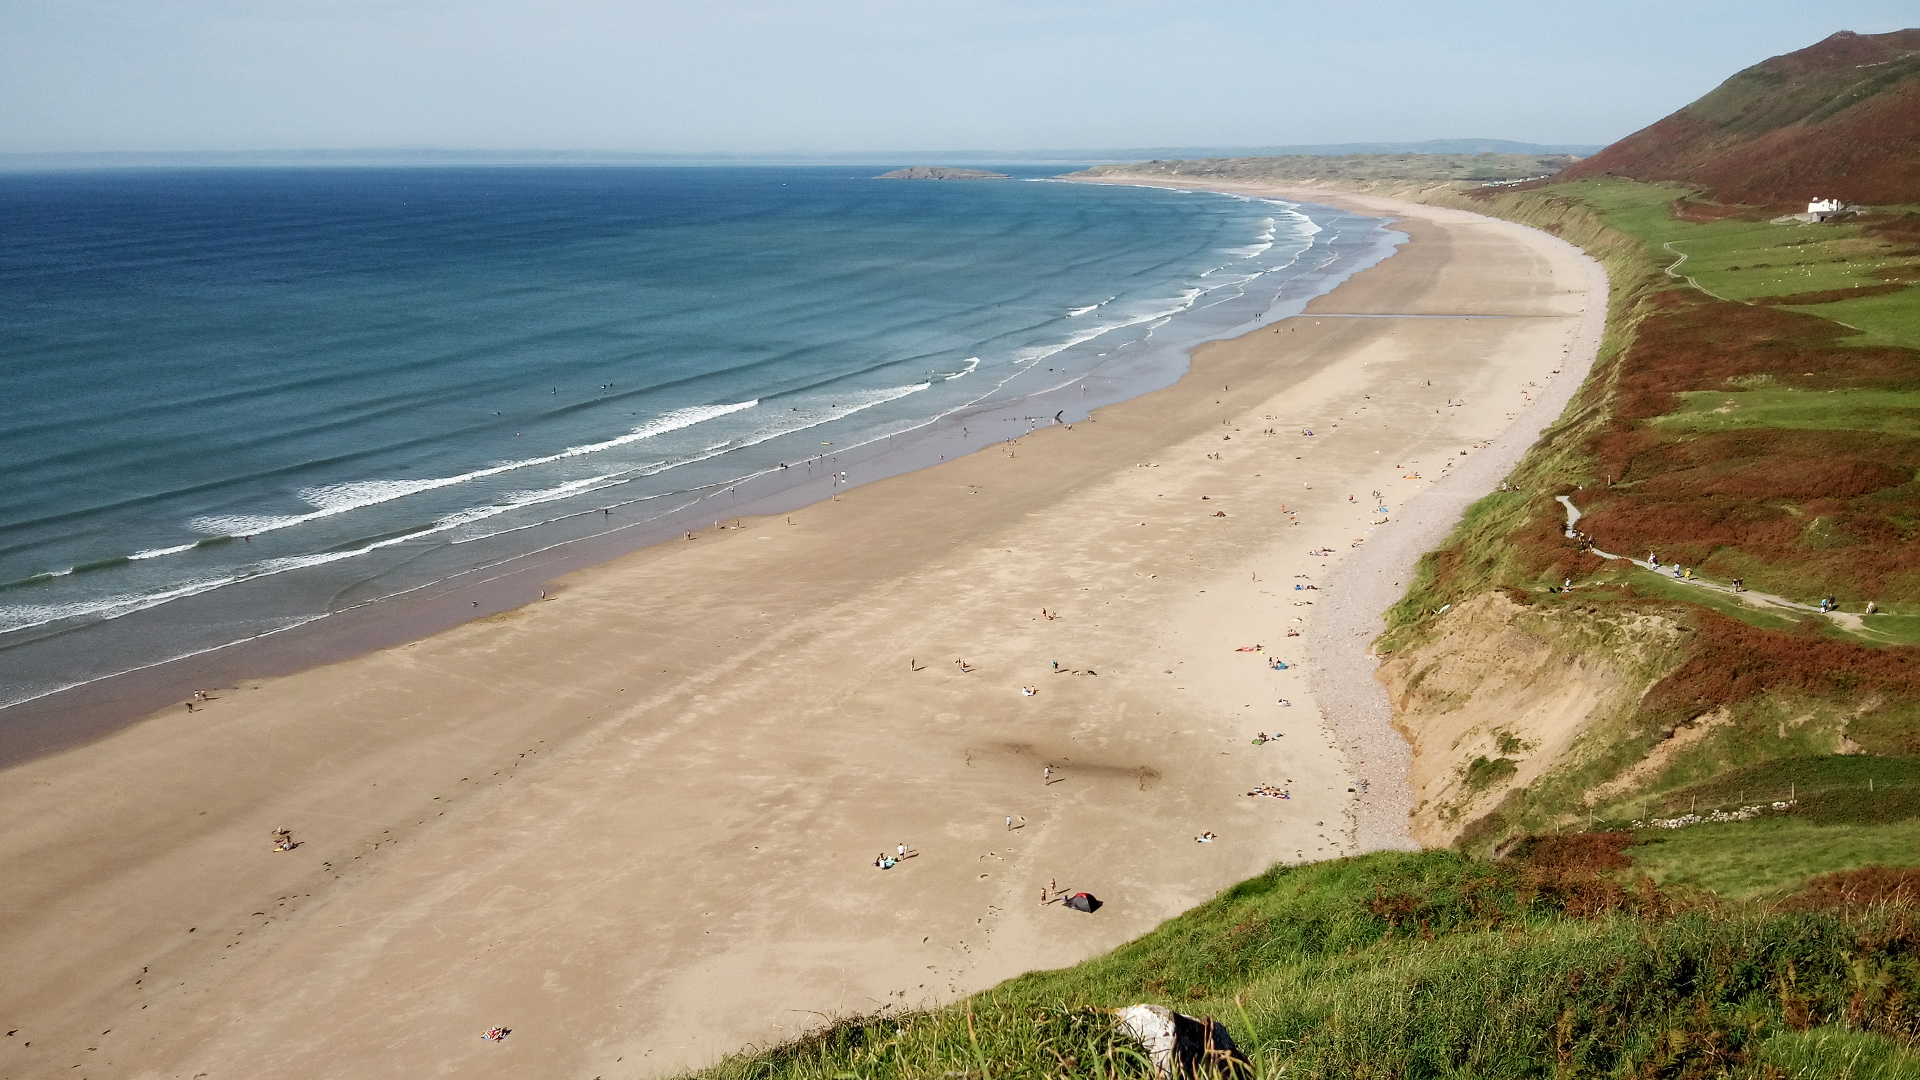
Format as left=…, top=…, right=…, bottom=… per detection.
left=1076, top=178, right=1607, bottom=852
left=0, top=192, right=1601, bottom=1079
left=0, top=194, right=1400, bottom=771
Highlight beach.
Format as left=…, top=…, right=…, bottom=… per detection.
left=0, top=189, right=1600, bottom=1079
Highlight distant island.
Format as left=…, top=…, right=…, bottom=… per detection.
left=875, top=166, right=1010, bottom=180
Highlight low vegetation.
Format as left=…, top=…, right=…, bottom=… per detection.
left=692, top=844, right=1920, bottom=1080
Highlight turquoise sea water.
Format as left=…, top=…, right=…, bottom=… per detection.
left=0, top=166, right=1394, bottom=715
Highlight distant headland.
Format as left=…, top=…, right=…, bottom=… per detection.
left=875, top=166, right=1010, bottom=180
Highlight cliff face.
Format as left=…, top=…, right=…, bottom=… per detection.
left=1560, top=29, right=1920, bottom=205
left=1379, top=593, right=1685, bottom=847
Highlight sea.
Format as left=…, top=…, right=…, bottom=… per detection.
left=0, top=165, right=1398, bottom=727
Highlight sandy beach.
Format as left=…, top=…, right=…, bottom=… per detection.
left=0, top=188, right=1600, bottom=1079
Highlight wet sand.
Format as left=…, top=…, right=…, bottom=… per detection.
left=0, top=191, right=1598, bottom=1079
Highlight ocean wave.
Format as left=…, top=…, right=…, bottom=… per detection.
left=937, top=357, right=981, bottom=381
left=0, top=573, right=245, bottom=636
left=128, top=543, right=199, bottom=561
left=702, top=382, right=932, bottom=456
left=185, top=399, right=759, bottom=540
left=1258, top=200, right=1323, bottom=238
left=0, top=385, right=947, bottom=638
left=449, top=381, right=937, bottom=546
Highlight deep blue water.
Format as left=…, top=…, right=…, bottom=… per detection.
left=0, top=166, right=1392, bottom=710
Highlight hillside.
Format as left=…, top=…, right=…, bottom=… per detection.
left=1560, top=29, right=1920, bottom=205
left=692, top=846, right=1920, bottom=1080
left=1071, top=152, right=1576, bottom=187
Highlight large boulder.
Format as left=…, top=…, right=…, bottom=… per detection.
left=1112, top=1004, right=1251, bottom=1079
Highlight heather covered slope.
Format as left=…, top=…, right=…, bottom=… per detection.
left=1560, top=29, right=1920, bottom=205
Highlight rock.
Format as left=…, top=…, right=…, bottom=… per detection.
left=1113, top=1004, right=1251, bottom=1079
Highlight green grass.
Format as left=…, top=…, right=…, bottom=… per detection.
left=1609, top=754, right=1920, bottom=826
left=1761, top=1027, right=1920, bottom=1079
left=1655, top=386, right=1920, bottom=438
left=1541, top=177, right=1920, bottom=348
left=1591, top=565, right=1808, bottom=632
left=1789, top=287, right=1920, bottom=350
left=690, top=850, right=1920, bottom=1080
left=1861, top=612, right=1920, bottom=646
left=1628, top=817, right=1920, bottom=900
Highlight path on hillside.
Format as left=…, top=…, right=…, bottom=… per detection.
left=1662, top=241, right=1732, bottom=301
left=1557, top=494, right=1866, bottom=631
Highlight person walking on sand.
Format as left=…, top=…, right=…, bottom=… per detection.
left=898, top=843, right=907, bottom=860
left=1043, top=765, right=1052, bottom=784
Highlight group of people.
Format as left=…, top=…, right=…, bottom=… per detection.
left=874, top=842, right=913, bottom=870
left=271, top=829, right=297, bottom=852
left=1246, top=785, right=1291, bottom=799
left=1643, top=558, right=1878, bottom=617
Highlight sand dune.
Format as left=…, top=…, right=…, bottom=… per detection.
left=0, top=191, right=1599, bottom=1079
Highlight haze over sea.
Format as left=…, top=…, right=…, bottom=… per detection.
left=0, top=166, right=1393, bottom=717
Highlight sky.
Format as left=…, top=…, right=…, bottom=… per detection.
left=2, top=0, right=1916, bottom=155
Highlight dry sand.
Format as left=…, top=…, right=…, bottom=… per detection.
left=0, top=189, right=1600, bottom=1079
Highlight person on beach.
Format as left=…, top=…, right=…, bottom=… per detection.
left=1022, top=686, right=1037, bottom=697
left=898, top=843, right=907, bottom=860
left=1043, top=765, right=1052, bottom=783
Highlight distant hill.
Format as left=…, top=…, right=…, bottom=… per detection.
left=1070, top=152, right=1578, bottom=186
left=1560, top=29, right=1920, bottom=205
left=1219, top=139, right=1602, bottom=156
left=874, top=166, right=1009, bottom=180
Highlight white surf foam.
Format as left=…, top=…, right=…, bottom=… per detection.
left=186, top=399, right=759, bottom=539
left=128, top=544, right=198, bottom=561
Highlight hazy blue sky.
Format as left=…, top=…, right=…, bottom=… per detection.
left=3, top=0, right=1914, bottom=154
